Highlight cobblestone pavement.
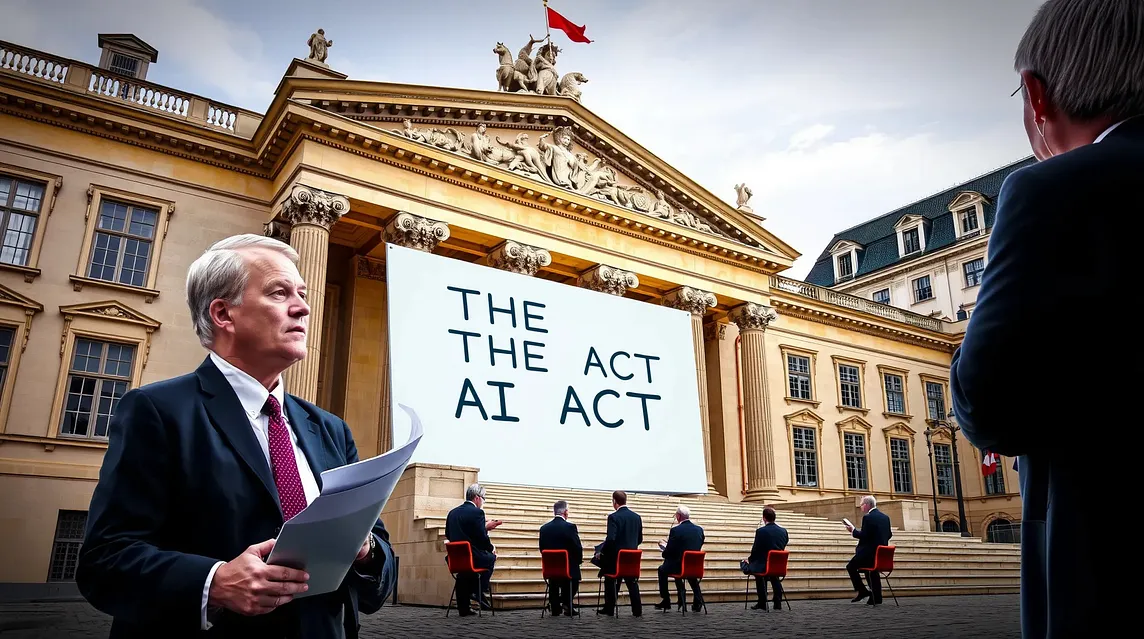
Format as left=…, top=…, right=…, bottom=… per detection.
left=0, top=595, right=1018, bottom=638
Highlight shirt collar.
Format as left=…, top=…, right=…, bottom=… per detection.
left=208, top=352, right=285, bottom=420
left=1094, top=118, right=1131, bottom=144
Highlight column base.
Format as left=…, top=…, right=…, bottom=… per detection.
left=742, top=488, right=784, bottom=503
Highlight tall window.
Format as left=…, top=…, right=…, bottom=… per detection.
left=985, top=461, right=1007, bottom=495
left=60, top=338, right=135, bottom=440
left=926, top=381, right=946, bottom=420
left=912, top=275, right=933, bottom=302
left=0, top=175, right=45, bottom=267
left=108, top=53, right=140, bottom=77
left=959, top=207, right=980, bottom=234
left=86, top=199, right=158, bottom=288
left=890, top=438, right=913, bottom=493
left=839, top=364, right=862, bottom=408
left=836, top=253, right=853, bottom=279
left=964, top=258, right=985, bottom=287
left=787, top=354, right=812, bottom=400
left=902, top=227, right=921, bottom=254
left=884, top=373, right=905, bottom=414
left=872, top=288, right=891, bottom=305
left=792, top=426, right=818, bottom=487
left=48, top=510, right=88, bottom=581
left=844, top=432, right=868, bottom=490
left=935, top=443, right=955, bottom=496
left=0, top=326, right=13, bottom=393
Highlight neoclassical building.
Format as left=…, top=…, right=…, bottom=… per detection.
left=0, top=33, right=1020, bottom=595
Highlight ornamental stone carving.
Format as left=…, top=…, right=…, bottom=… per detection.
left=355, top=255, right=386, bottom=281
left=486, top=240, right=552, bottom=276
left=734, top=183, right=754, bottom=213
left=494, top=38, right=587, bottom=101
left=729, top=302, right=777, bottom=331
left=280, top=185, right=349, bottom=230
left=263, top=219, right=292, bottom=243
left=663, top=286, right=717, bottom=316
left=384, top=212, right=450, bottom=252
left=577, top=264, right=639, bottom=296
left=703, top=322, right=728, bottom=342
left=306, top=28, right=333, bottom=65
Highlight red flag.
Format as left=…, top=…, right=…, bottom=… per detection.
left=547, top=6, right=593, bottom=43
left=982, top=450, right=999, bottom=476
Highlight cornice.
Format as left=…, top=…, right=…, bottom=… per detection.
left=770, top=297, right=958, bottom=352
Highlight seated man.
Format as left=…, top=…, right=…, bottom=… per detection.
left=845, top=495, right=892, bottom=605
left=655, top=505, right=704, bottom=612
left=593, top=490, right=643, bottom=617
left=538, top=500, right=584, bottom=616
left=445, top=483, right=502, bottom=616
left=742, top=506, right=789, bottom=610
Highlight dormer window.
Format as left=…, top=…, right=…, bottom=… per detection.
left=829, top=240, right=862, bottom=284
left=949, top=191, right=986, bottom=239
left=97, top=34, right=159, bottom=81
left=837, top=253, right=853, bottom=279
left=893, top=214, right=927, bottom=258
left=108, top=53, right=141, bottom=77
left=902, top=228, right=921, bottom=254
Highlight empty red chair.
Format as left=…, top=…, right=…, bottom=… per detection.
left=859, top=545, right=898, bottom=607
left=743, top=549, right=792, bottom=610
left=540, top=549, right=576, bottom=619
left=444, top=541, right=495, bottom=617
left=667, top=550, right=707, bottom=615
left=596, top=549, right=643, bottom=617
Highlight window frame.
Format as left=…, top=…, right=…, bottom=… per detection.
left=872, top=288, right=891, bottom=305
left=57, top=337, right=138, bottom=441
left=933, top=441, right=955, bottom=497
left=0, top=283, right=43, bottom=433
left=876, top=365, right=912, bottom=419
left=779, top=345, right=819, bottom=407
left=894, top=214, right=928, bottom=258
left=831, top=355, right=868, bottom=415
left=883, top=422, right=917, bottom=496
left=963, top=257, right=985, bottom=288
left=47, top=510, right=89, bottom=582
left=912, top=275, right=934, bottom=303
left=71, top=185, right=174, bottom=303
left=837, top=416, right=873, bottom=494
left=784, top=408, right=824, bottom=493
left=949, top=192, right=986, bottom=239
left=0, top=164, right=63, bottom=281
left=920, top=374, right=950, bottom=422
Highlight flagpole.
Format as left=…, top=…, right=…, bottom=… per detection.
left=543, top=0, right=552, bottom=46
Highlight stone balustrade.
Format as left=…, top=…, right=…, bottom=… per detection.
left=0, top=39, right=262, bottom=138
left=770, top=274, right=944, bottom=331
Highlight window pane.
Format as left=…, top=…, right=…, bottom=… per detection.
left=61, top=376, right=97, bottom=436
left=787, top=355, right=812, bottom=400
left=103, top=343, right=136, bottom=378
left=839, top=364, right=861, bottom=408
left=0, top=326, right=13, bottom=364
left=935, top=443, right=954, bottom=496
left=964, top=258, right=985, bottom=287
left=11, top=181, right=44, bottom=212
left=87, top=232, right=122, bottom=281
left=837, top=253, right=852, bottom=277
left=0, top=177, right=11, bottom=202
left=913, top=276, right=933, bottom=302
left=961, top=208, right=979, bottom=232
left=844, top=432, right=867, bottom=490
left=118, top=238, right=151, bottom=287
left=873, top=289, right=890, bottom=305
left=904, top=228, right=920, bottom=253
left=890, top=438, right=913, bottom=493
left=1, top=211, right=37, bottom=266
left=71, top=339, right=104, bottom=373
left=793, top=426, right=818, bottom=487
left=97, top=201, right=129, bottom=232
left=926, top=382, right=946, bottom=420
left=128, top=207, right=157, bottom=239
left=985, top=462, right=1006, bottom=495
left=48, top=511, right=88, bottom=582
left=884, top=374, right=905, bottom=413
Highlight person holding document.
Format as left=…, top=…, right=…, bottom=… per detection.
left=445, top=483, right=501, bottom=615
left=844, top=495, right=891, bottom=606
left=76, top=234, right=394, bottom=638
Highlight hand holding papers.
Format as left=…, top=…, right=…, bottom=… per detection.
left=843, top=518, right=854, bottom=532
left=266, top=404, right=424, bottom=598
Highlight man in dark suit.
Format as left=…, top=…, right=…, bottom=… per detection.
left=76, top=234, right=394, bottom=639
left=445, top=483, right=502, bottom=616
left=743, top=507, right=788, bottom=610
left=653, top=505, right=704, bottom=612
left=845, top=495, right=892, bottom=605
left=592, top=490, right=643, bottom=616
left=950, top=2, right=1141, bottom=634
left=538, top=500, right=583, bottom=616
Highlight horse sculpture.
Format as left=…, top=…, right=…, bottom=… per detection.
left=558, top=72, right=588, bottom=102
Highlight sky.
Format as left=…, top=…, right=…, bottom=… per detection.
left=0, top=0, right=1044, bottom=277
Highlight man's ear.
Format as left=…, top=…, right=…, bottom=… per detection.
left=208, top=299, right=234, bottom=335
left=1021, top=70, right=1053, bottom=123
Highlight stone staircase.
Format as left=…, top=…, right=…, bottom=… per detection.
left=419, top=483, right=1020, bottom=609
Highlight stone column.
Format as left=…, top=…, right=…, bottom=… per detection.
left=384, top=211, right=450, bottom=253
left=664, top=286, right=719, bottom=493
left=279, top=184, right=348, bottom=403
left=577, top=264, right=639, bottom=296
left=485, top=239, right=552, bottom=276
left=729, top=302, right=781, bottom=502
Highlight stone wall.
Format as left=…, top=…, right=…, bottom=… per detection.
left=781, top=495, right=930, bottom=532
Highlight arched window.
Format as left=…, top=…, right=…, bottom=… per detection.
left=986, top=518, right=1017, bottom=543
left=941, top=520, right=960, bottom=533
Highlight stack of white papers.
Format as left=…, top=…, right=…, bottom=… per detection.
left=267, top=404, right=424, bottom=597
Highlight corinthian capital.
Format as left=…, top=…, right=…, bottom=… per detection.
left=663, top=286, right=717, bottom=316
left=384, top=211, right=450, bottom=252
left=729, top=302, right=778, bottom=331
left=279, top=184, right=349, bottom=230
left=578, top=264, right=639, bottom=296
left=486, top=240, right=552, bottom=276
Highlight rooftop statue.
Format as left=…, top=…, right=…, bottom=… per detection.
left=306, top=28, right=333, bottom=65
left=494, top=37, right=588, bottom=102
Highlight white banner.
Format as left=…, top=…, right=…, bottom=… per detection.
left=386, top=243, right=707, bottom=494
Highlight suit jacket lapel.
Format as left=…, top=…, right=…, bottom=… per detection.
left=285, top=395, right=326, bottom=492
left=195, top=357, right=281, bottom=514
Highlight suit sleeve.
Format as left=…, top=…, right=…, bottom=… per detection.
left=662, top=526, right=680, bottom=560
left=852, top=514, right=870, bottom=541
left=570, top=523, right=584, bottom=565
left=951, top=167, right=1057, bottom=456
left=340, top=419, right=396, bottom=614
left=748, top=528, right=765, bottom=564
left=75, top=390, right=219, bottom=629
left=601, top=513, right=617, bottom=555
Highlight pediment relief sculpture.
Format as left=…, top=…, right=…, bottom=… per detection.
left=494, top=38, right=587, bottom=101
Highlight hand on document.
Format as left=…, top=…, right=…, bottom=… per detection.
left=486, top=519, right=504, bottom=531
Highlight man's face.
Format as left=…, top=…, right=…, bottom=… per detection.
left=473, top=495, right=484, bottom=509
left=861, top=501, right=872, bottom=514
left=226, top=248, right=309, bottom=371
left=559, top=133, right=571, bottom=147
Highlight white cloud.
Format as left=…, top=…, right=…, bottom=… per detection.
left=788, top=124, right=836, bottom=151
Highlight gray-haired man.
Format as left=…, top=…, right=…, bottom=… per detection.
left=445, top=483, right=502, bottom=615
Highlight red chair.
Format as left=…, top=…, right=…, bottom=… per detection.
left=596, top=549, right=643, bottom=617
left=667, top=550, right=707, bottom=615
left=743, top=549, right=792, bottom=610
left=539, top=549, right=577, bottom=619
left=444, top=541, right=495, bottom=617
left=859, top=545, right=898, bottom=607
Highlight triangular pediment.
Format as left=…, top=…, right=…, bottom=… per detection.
left=830, top=240, right=862, bottom=254
left=60, top=300, right=160, bottom=328
left=882, top=422, right=916, bottom=439
left=0, top=283, right=43, bottom=312
left=948, top=191, right=986, bottom=210
left=98, top=34, right=159, bottom=62
left=274, top=79, right=800, bottom=266
left=893, top=214, right=924, bottom=230
left=784, top=408, right=824, bottom=425
left=837, top=415, right=874, bottom=431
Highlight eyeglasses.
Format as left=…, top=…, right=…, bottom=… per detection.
left=1011, top=82, right=1023, bottom=97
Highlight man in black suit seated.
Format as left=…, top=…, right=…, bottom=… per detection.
left=743, top=506, right=788, bottom=610
left=591, top=490, right=643, bottom=616
left=76, top=234, right=394, bottom=639
left=653, top=505, right=704, bottom=612
left=445, top=483, right=502, bottom=616
left=950, top=1, right=1142, bottom=635
left=845, top=495, right=892, bottom=605
left=538, top=500, right=583, bottom=617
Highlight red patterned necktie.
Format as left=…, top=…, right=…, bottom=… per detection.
left=262, top=395, right=308, bottom=520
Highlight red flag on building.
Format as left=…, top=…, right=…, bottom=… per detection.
left=547, top=5, right=593, bottom=43
left=982, top=450, right=1000, bottom=476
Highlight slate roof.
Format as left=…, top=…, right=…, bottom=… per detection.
left=804, top=156, right=1037, bottom=286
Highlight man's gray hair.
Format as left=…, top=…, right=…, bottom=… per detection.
left=553, top=500, right=568, bottom=516
left=185, top=234, right=299, bottom=348
left=465, top=483, right=486, bottom=502
left=676, top=505, right=691, bottom=520
left=1014, top=0, right=1144, bottom=122
left=861, top=495, right=877, bottom=509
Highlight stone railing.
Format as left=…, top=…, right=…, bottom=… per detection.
left=770, top=274, right=944, bottom=331
left=0, top=39, right=262, bottom=138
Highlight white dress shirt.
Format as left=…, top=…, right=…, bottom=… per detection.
left=200, top=352, right=321, bottom=629
left=1094, top=118, right=1131, bottom=144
